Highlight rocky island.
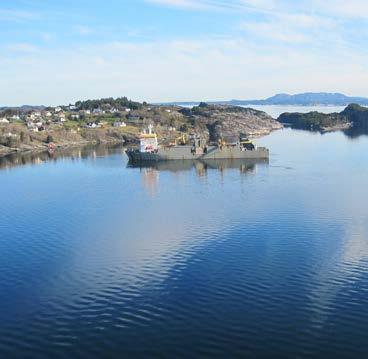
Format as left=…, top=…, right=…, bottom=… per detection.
left=0, top=98, right=282, bottom=158
left=277, top=104, right=368, bottom=134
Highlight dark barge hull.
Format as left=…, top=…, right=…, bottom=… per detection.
left=126, top=145, right=269, bottom=162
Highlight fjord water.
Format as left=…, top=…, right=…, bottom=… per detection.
left=1, top=129, right=368, bottom=358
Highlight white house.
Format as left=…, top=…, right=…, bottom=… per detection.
left=27, top=122, right=39, bottom=132
left=113, top=121, right=127, bottom=128
left=58, top=113, right=66, bottom=122
left=11, top=115, right=20, bottom=121
left=45, top=111, right=52, bottom=117
left=0, top=118, right=9, bottom=124
left=54, top=107, right=62, bottom=113
left=85, top=122, right=98, bottom=129
left=125, top=108, right=131, bottom=112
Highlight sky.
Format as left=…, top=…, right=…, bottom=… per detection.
left=1, top=0, right=368, bottom=106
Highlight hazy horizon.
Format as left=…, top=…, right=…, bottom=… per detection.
left=1, top=92, right=367, bottom=108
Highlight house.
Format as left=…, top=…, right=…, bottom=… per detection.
left=58, top=113, right=66, bottom=122
left=165, top=109, right=171, bottom=113
left=113, top=121, right=127, bottom=128
left=85, top=122, right=98, bottom=128
left=124, top=108, right=131, bottom=112
left=28, top=111, right=42, bottom=121
left=0, top=118, right=9, bottom=124
left=84, top=110, right=91, bottom=115
left=92, top=108, right=103, bottom=115
left=27, top=122, right=39, bottom=132
left=11, top=115, right=20, bottom=121
left=44, top=111, right=52, bottom=117
left=69, top=105, right=77, bottom=111
left=70, top=114, right=79, bottom=120
left=54, top=107, right=62, bottom=113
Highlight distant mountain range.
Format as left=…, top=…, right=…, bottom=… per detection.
left=162, top=93, right=368, bottom=107
left=229, top=93, right=368, bottom=106
left=3, top=92, right=368, bottom=111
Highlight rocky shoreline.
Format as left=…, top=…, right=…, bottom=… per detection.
left=179, top=103, right=282, bottom=141
left=0, top=128, right=126, bottom=158
left=0, top=138, right=123, bottom=158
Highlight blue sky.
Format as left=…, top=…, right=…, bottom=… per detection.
left=1, top=0, right=368, bottom=105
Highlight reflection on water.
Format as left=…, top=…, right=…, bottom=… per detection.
left=128, top=158, right=267, bottom=174
left=1, top=129, right=368, bottom=358
left=130, top=159, right=268, bottom=197
left=344, top=122, right=368, bottom=139
left=0, top=144, right=124, bottom=170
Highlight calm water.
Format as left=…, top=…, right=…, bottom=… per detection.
left=180, top=104, right=348, bottom=118
left=1, top=128, right=368, bottom=358
left=248, top=105, right=347, bottom=118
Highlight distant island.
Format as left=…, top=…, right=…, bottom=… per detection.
left=162, top=92, right=368, bottom=107
left=277, top=104, right=368, bottom=136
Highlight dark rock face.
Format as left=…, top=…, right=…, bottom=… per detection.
left=341, top=104, right=368, bottom=126
left=181, top=104, right=282, bottom=140
left=341, top=104, right=368, bottom=137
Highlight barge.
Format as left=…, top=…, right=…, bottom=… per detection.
left=126, top=125, right=269, bottom=162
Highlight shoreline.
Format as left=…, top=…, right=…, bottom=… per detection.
left=0, top=138, right=125, bottom=159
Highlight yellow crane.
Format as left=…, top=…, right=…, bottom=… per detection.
left=175, top=133, right=189, bottom=145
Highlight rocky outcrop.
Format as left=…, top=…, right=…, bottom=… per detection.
left=277, top=111, right=351, bottom=132
left=180, top=103, right=282, bottom=141
left=277, top=103, right=368, bottom=134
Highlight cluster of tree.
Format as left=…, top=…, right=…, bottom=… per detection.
left=74, top=97, right=145, bottom=111
left=0, top=108, right=19, bottom=117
